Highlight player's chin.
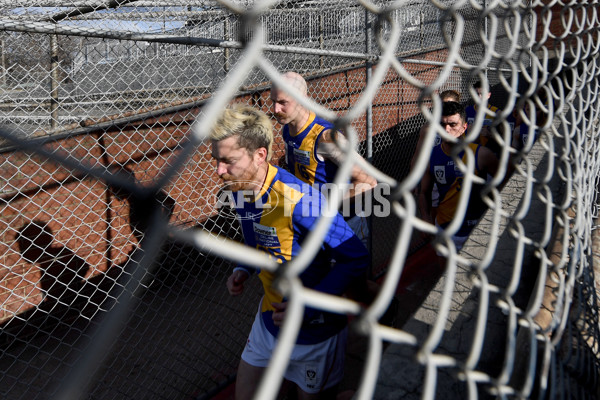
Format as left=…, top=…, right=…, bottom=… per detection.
left=275, top=115, right=288, bottom=124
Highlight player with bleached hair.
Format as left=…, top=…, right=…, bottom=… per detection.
left=210, top=104, right=369, bottom=399
left=270, top=71, right=377, bottom=245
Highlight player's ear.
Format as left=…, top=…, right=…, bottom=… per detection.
left=254, top=147, right=268, bottom=164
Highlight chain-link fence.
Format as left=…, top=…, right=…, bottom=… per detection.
left=0, top=1, right=598, bottom=399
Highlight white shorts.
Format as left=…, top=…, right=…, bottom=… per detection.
left=241, top=306, right=347, bottom=394
left=452, top=234, right=469, bottom=251
left=435, top=222, right=469, bottom=252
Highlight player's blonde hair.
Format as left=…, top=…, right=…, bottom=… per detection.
left=211, top=104, right=274, bottom=161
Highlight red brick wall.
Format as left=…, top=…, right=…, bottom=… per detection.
left=534, top=4, right=590, bottom=51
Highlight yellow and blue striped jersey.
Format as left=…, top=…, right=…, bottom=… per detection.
left=513, top=122, right=539, bottom=150
left=233, top=164, right=368, bottom=344
left=430, top=142, right=487, bottom=236
left=282, top=111, right=338, bottom=190
left=466, top=103, right=499, bottom=130
left=466, top=103, right=516, bottom=148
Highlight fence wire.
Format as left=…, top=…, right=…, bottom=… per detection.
left=0, top=1, right=599, bottom=399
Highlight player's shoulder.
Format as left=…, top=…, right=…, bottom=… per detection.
left=312, top=114, right=335, bottom=129
left=281, top=123, right=291, bottom=139
left=468, top=142, right=480, bottom=151
left=270, top=166, right=317, bottom=202
left=472, top=141, right=495, bottom=160
left=430, top=140, right=446, bottom=157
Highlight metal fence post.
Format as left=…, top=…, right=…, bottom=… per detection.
left=364, top=8, right=374, bottom=267
left=224, top=17, right=230, bottom=73
left=364, top=10, right=373, bottom=161
left=1, top=38, right=6, bottom=87
left=319, top=14, right=324, bottom=70
left=50, top=34, right=59, bottom=130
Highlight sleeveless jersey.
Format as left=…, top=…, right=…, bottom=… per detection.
left=513, top=123, right=538, bottom=150
left=466, top=103, right=515, bottom=148
left=429, top=142, right=487, bottom=236
left=282, top=111, right=338, bottom=191
left=233, top=164, right=368, bottom=344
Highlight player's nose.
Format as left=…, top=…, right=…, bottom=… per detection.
left=216, top=161, right=227, bottom=176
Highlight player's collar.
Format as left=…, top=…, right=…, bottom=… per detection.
left=253, top=163, right=277, bottom=202
left=297, top=111, right=315, bottom=134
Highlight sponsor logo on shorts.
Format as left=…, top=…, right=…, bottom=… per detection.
left=305, top=365, right=318, bottom=388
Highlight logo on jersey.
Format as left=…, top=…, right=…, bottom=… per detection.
left=434, top=166, right=447, bottom=184
left=253, top=223, right=280, bottom=247
left=454, top=163, right=462, bottom=174
left=293, top=148, right=311, bottom=166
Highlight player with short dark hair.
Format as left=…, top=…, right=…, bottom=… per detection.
left=411, top=89, right=464, bottom=221
left=418, top=101, right=500, bottom=250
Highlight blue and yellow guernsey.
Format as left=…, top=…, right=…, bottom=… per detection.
left=233, top=164, right=368, bottom=344
left=466, top=103, right=500, bottom=132
left=430, top=142, right=487, bottom=237
left=513, top=122, right=539, bottom=150
left=282, top=111, right=338, bottom=190
left=466, top=103, right=516, bottom=148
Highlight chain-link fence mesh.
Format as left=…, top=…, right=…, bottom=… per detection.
left=0, top=1, right=598, bottom=399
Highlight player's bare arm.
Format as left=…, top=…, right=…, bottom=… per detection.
left=477, top=146, right=500, bottom=178
left=316, top=129, right=377, bottom=198
left=418, top=167, right=435, bottom=225
left=477, top=145, right=512, bottom=188
left=271, top=301, right=287, bottom=326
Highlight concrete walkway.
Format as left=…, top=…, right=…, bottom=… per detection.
left=372, top=139, right=560, bottom=398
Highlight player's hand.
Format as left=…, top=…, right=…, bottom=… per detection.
left=271, top=302, right=287, bottom=326
left=227, top=270, right=249, bottom=296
